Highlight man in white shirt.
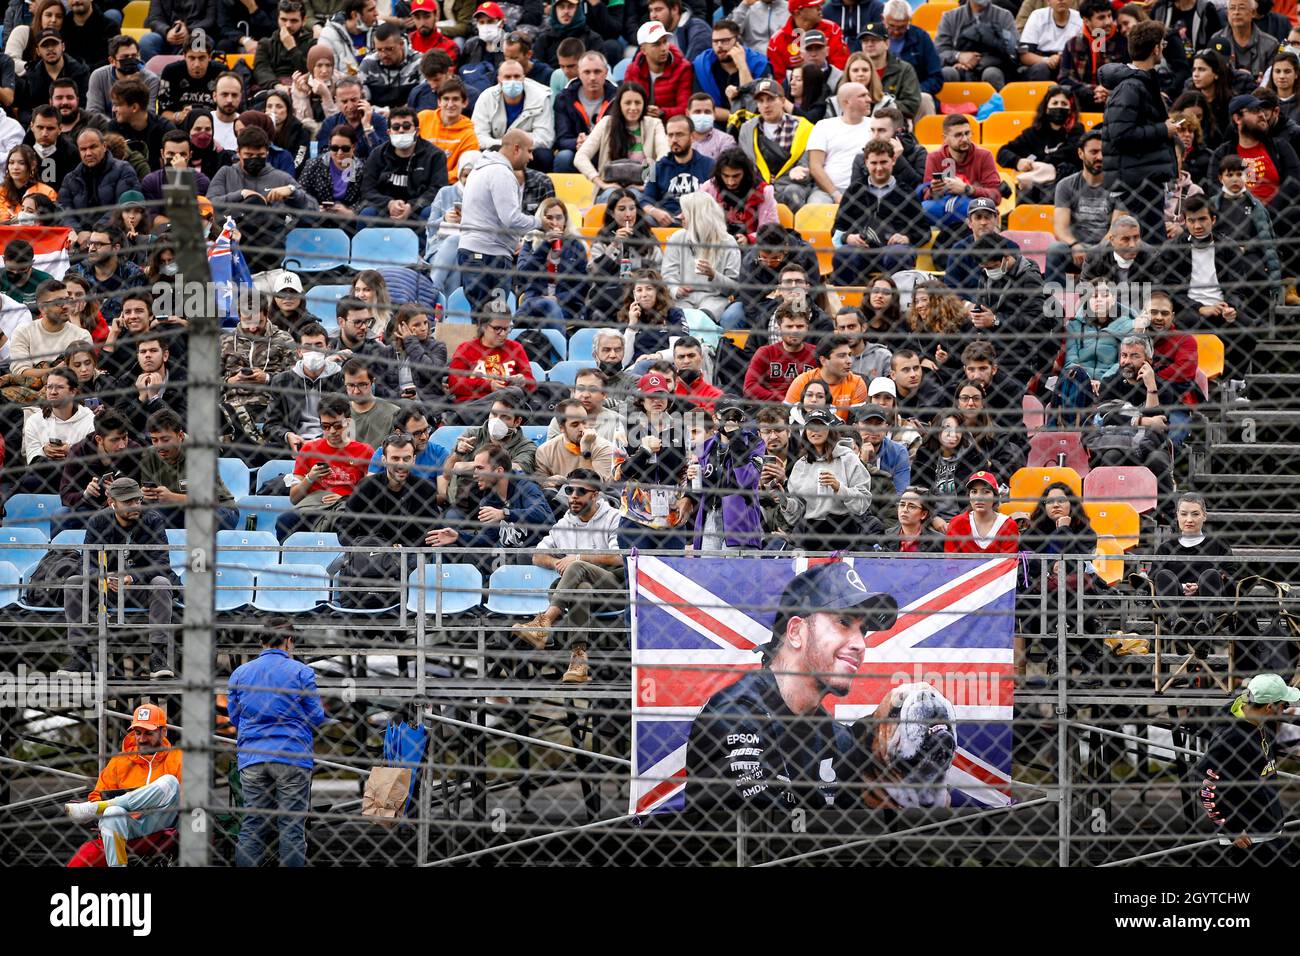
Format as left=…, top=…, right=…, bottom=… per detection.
left=1019, top=0, right=1083, bottom=79
left=8, top=279, right=92, bottom=376
left=211, top=72, right=243, bottom=152
left=511, top=469, right=626, bottom=683
left=807, top=81, right=874, bottom=203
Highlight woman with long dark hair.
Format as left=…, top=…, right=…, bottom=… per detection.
left=1169, top=108, right=1211, bottom=186
left=788, top=63, right=829, bottom=123
left=618, top=269, right=685, bottom=366
left=890, top=486, right=945, bottom=552
left=1268, top=50, right=1300, bottom=123
left=911, top=409, right=987, bottom=524
left=699, top=147, right=777, bottom=246
left=183, top=110, right=234, bottom=180
left=1185, top=51, right=1235, bottom=148
left=299, top=124, right=362, bottom=215
left=588, top=186, right=662, bottom=318
left=904, top=282, right=967, bottom=391
left=996, top=85, right=1083, bottom=204
left=0, top=145, right=56, bottom=221
left=864, top=275, right=904, bottom=347
left=575, top=81, right=666, bottom=201
left=61, top=274, right=109, bottom=346
left=263, top=90, right=312, bottom=174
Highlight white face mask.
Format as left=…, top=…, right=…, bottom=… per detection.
left=302, top=350, right=326, bottom=374
left=477, top=22, right=501, bottom=41
left=390, top=132, right=417, bottom=150
left=487, top=416, right=509, bottom=441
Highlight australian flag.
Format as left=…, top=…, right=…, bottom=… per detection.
left=630, top=554, right=1018, bottom=815
left=208, top=216, right=254, bottom=329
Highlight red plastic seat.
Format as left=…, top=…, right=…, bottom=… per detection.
left=1003, top=229, right=1052, bottom=272
left=1027, top=431, right=1090, bottom=477
left=1083, top=466, right=1158, bottom=515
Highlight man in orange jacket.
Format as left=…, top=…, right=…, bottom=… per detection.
left=65, top=703, right=184, bottom=867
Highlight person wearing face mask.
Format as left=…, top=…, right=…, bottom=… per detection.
left=688, top=400, right=765, bottom=553
left=439, top=388, right=537, bottom=505
left=219, top=298, right=296, bottom=417
left=685, top=92, right=738, bottom=161
left=996, top=86, right=1084, bottom=205
left=24, top=105, right=80, bottom=188
left=181, top=109, right=234, bottom=180
left=460, top=2, right=510, bottom=69
left=86, top=36, right=161, bottom=118
left=471, top=57, right=557, bottom=170
left=0, top=236, right=51, bottom=306
left=357, top=104, right=448, bottom=223
left=1194, top=673, right=1298, bottom=863
left=968, top=232, right=1054, bottom=394
left=263, top=322, right=345, bottom=454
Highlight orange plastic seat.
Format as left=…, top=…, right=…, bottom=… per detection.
left=1000, top=466, right=1083, bottom=516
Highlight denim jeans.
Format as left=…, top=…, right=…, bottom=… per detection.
left=138, top=32, right=174, bottom=60
left=553, top=149, right=577, bottom=173
left=236, top=762, right=313, bottom=867
left=456, top=249, right=514, bottom=313
left=720, top=300, right=750, bottom=331
left=830, top=245, right=917, bottom=285
left=98, top=773, right=180, bottom=867
left=429, top=236, right=461, bottom=294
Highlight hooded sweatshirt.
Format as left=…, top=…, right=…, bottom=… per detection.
left=88, top=731, right=184, bottom=802
left=23, top=405, right=96, bottom=464
left=1194, top=702, right=1283, bottom=837
left=457, top=148, right=538, bottom=257
left=263, top=357, right=344, bottom=448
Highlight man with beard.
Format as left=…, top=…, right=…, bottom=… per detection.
left=58, top=129, right=140, bottom=238
left=157, top=35, right=224, bottom=125
left=1047, top=131, right=1111, bottom=286
left=70, top=226, right=145, bottom=323
left=16, top=31, right=91, bottom=120
left=25, top=105, right=79, bottom=187
left=7, top=279, right=92, bottom=377
left=545, top=367, right=627, bottom=449
left=511, top=468, right=625, bottom=683
left=357, top=22, right=422, bottom=108
left=366, top=402, right=447, bottom=480
left=1142, top=288, right=1200, bottom=413
left=315, top=77, right=390, bottom=161
left=341, top=430, right=443, bottom=547
left=60, top=0, right=114, bottom=66
left=686, top=561, right=898, bottom=814
left=253, top=0, right=314, bottom=91
left=51, top=79, right=108, bottom=145
left=211, top=71, right=246, bottom=151
left=1209, top=93, right=1300, bottom=211
left=408, top=0, right=459, bottom=60
left=969, top=233, right=1054, bottom=393
left=1195, top=673, right=1299, bottom=864
left=140, top=408, right=239, bottom=530
left=919, top=114, right=1000, bottom=231
left=1092, top=335, right=1176, bottom=500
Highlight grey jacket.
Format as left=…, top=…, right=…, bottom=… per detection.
left=934, top=3, right=1018, bottom=67
left=471, top=78, right=556, bottom=150
left=457, top=149, right=538, bottom=258
left=88, top=65, right=160, bottom=117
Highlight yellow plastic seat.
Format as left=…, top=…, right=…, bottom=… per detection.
left=776, top=203, right=794, bottom=228
left=1000, top=466, right=1083, bottom=516
left=1084, top=501, right=1141, bottom=552
left=549, top=173, right=594, bottom=207
left=1078, top=112, right=1103, bottom=130
left=911, top=1, right=957, bottom=35
left=122, top=0, right=149, bottom=29
left=1093, top=540, right=1126, bottom=586
left=1007, top=203, right=1054, bottom=232
left=936, top=81, right=997, bottom=108
left=122, top=26, right=146, bottom=40
left=1193, top=333, right=1224, bottom=379
left=999, top=81, right=1053, bottom=113
left=582, top=204, right=606, bottom=237
left=980, top=111, right=1035, bottom=146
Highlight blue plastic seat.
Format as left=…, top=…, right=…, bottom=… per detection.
left=305, top=283, right=350, bottom=324
left=351, top=227, right=421, bottom=269
left=234, top=496, right=295, bottom=536
left=0, top=527, right=49, bottom=579
left=429, top=425, right=468, bottom=458
left=218, top=457, right=252, bottom=499
left=52, top=529, right=86, bottom=548
left=445, top=287, right=473, bottom=324
left=406, top=562, right=483, bottom=616
left=530, top=361, right=545, bottom=381
left=214, top=566, right=255, bottom=612
left=254, top=564, right=330, bottom=613
left=216, top=529, right=280, bottom=571
left=682, top=308, right=722, bottom=350
left=281, top=531, right=342, bottom=574
left=544, top=361, right=593, bottom=387
left=567, top=327, right=600, bottom=363
left=284, top=228, right=350, bottom=272
left=612, top=56, right=631, bottom=81
left=0, top=560, right=20, bottom=608
left=484, top=565, right=558, bottom=616
left=521, top=425, right=549, bottom=447
left=510, top=327, right=567, bottom=364
left=165, top=528, right=187, bottom=575
left=2, top=494, right=62, bottom=537
left=255, top=459, right=296, bottom=495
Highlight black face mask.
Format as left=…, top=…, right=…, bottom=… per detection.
left=116, top=57, right=140, bottom=75
left=243, top=156, right=267, bottom=177
left=5, top=269, right=28, bottom=284
left=1045, top=107, right=1069, bottom=125
left=677, top=367, right=700, bottom=384
left=596, top=360, right=623, bottom=375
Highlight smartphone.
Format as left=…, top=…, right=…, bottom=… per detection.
left=241, top=366, right=254, bottom=376
left=453, top=201, right=462, bottom=214
left=763, top=455, right=781, bottom=469
left=50, top=438, right=65, bottom=447
left=102, top=472, right=117, bottom=487
left=142, top=481, right=159, bottom=490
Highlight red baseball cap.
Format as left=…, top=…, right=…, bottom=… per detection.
left=788, top=0, right=824, bottom=13
left=473, top=1, right=505, bottom=18
left=966, top=470, right=999, bottom=490
left=639, top=372, right=670, bottom=395
left=410, top=0, right=436, bottom=11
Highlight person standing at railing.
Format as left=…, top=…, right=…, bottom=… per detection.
left=229, top=619, right=327, bottom=868
left=1194, top=673, right=1298, bottom=865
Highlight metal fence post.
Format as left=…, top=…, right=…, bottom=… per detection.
left=1056, top=555, right=1070, bottom=868
left=168, top=170, right=217, bottom=867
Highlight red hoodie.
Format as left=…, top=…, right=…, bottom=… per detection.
left=676, top=375, right=723, bottom=411
left=1151, top=326, right=1200, bottom=405
left=411, top=27, right=459, bottom=63
left=624, top=45, right=695, bottom=118
left=448, top=338, right=537, bottom=403
left=766, top=18, right=850, bottom=80
left=944, top=511, right=1019, bottom=555
left=744, top=341, right=817, bottom=403
left=922, top=144, right=1001, bottom=202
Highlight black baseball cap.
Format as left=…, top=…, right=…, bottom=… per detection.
left=854, top=403, right=890, bottom=423
left=859, top=21, right=887, bottom=39
left=802, top=407, right=839, bottom=428
left=35, top=28, right=61, bottom=44
left=771, top=562, right=899, bottom=641
left=968, top=197, right=999, bottom=215
left=753, top=78, right=782, bottom=99
left=1228, top=93, right=1264, bottom=114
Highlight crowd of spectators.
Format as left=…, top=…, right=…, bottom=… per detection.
left=0, top=0, right=1288, bottom=689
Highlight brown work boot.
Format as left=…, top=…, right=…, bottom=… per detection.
left=562, top=647, right=590, bottom=683
left=512, top=614, right=550, bottom=649
left=1286, top=282, right=1300, bottom=307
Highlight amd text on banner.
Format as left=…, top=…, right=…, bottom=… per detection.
left=630, top=555, right=1017, bottom=816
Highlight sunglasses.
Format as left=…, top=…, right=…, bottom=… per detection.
left=388, top=123, right=415, bottom=132
left=329, top=144, right=353, bottom=152
left=563, top=485, right=598, bottom=497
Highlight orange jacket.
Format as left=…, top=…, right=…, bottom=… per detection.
left=87, top=732, right=183, bottom=801
left=419, top=109, right=479, bottom=184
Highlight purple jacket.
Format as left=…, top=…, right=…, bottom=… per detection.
left=691, top=429, right=765, bottom=550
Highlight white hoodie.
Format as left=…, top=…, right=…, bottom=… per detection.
left=23, top=404, right=95, bottom=464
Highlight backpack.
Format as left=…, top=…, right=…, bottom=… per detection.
left=21, top=548, right=87, bottom=610
left=1049, top=364, right=1096, bottom=430
left=333, top=535, right=404, bottom=610
left=512, top=327, right=563, bottom=369
left=459, top=61, right=497, bottom=113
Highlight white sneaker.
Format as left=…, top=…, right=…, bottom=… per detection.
left=64, top=801, right=99, bottom=823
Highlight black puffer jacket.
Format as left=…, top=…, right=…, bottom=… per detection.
left=1099, top=63, right=1176, bottom=190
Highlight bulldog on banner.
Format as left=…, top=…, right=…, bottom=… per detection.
left=630, top=555, right=1017, bottom=817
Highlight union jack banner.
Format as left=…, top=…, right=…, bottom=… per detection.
left=630, top=554, right=1017, bottom=815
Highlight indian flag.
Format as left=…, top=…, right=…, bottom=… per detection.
left=0, top=224, right=73, bottom=278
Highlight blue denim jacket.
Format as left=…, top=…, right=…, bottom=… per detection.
left=228, top=648, right=327, bottom=770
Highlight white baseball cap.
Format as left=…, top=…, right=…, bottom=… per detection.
left=868, top=376, right=897, bottom=398
left=637, top=21, right=669, bottom=45
left=274, top=271, right=304, bottom=294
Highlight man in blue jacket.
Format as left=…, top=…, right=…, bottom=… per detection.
left=883, top=0, right=942, bottom=112
left=229, top=620, right=327, bottom=868
left=691, top=19, right=770, bottom=123
left=553, top=51, right=616, bottom=174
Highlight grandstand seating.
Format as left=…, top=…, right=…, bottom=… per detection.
left=0, top=528, right=47, bottom=580
left=936, top=82, right=997, bottom=108
left=998, top=81, right=1052, bottom=112
left=218, top=458, right=252, bottom=500
left=2, top=495, right=62, bottom=538
left=911, top=2, right=957, bottom=34
left=284, top=228, right=351, bottom=272
left=254, top=564, right=331, bottom=613
left=407, top=563, right=483, bottom=615
left=1027, top=431, right=1090, bottom=476
left=0, top=561, right=19, bottom=608
left=545, top=361, right=594, bottom=387
left=485, top=565, right=559, bottom=616
left=1195, top=334, right=1225, bottom=379
left=351, top=228, right=421, bottom=269
left=1084, top=467, right=1159, bottom=515
left=1002, top=467, right=1083, bottom=515
left=1007, top=204, right=1054, bottom=232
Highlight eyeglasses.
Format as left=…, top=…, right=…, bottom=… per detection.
left=329, top=144, right=353, bottom=153
left=407, top=426, right=431, bottom=438
left=321, top=420, right=346, bottom=431
left=487, top=323, right=512, bottom=334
